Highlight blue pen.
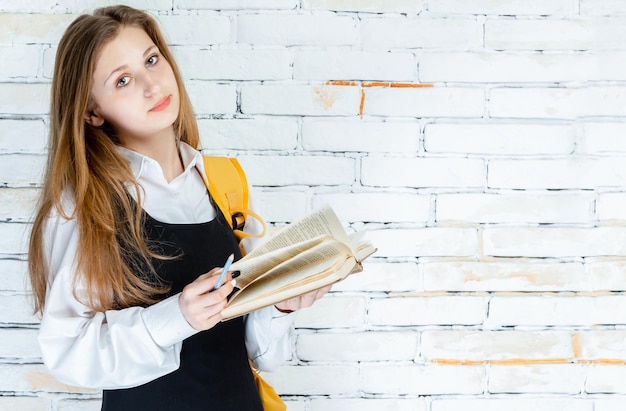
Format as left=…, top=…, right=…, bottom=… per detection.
left=214, top=253, right=234, bottom=290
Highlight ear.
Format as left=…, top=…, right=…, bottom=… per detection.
left=84, top=108, right=105, bottom=127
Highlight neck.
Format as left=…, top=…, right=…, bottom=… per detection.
left=122, top=129, right=184, bottom=182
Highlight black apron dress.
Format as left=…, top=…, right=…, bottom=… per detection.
left=101, top=209, right=263, bottom=411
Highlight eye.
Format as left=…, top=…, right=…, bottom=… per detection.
left=116, top=76, right=131, bottom=88
left=147, top=54, right=158, bottom=66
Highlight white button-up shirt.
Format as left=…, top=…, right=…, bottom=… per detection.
left=38, top=143, right=294, bottom=390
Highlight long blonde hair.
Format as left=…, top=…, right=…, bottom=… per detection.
left=28, top=5, right=200, bottom=314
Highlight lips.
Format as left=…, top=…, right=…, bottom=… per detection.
left=150, top=96, right=171, bottom=112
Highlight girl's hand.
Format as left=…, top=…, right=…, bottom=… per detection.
left=178, top=267, right=234, bottom=330
left=274, top=285, right=332, bottom=314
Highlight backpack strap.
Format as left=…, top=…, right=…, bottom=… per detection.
left=201, top=156, right=267, bottom=244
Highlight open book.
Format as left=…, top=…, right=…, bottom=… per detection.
left=221, top=204, right=376, bottom=320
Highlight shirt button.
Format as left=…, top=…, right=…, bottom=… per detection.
left=171, top=191, right=180, bottom=199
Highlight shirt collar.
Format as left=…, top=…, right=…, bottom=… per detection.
left=116, top=142, right=202, bottom=179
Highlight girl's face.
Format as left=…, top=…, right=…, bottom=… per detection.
left=86, top=25, right=180, bottom=149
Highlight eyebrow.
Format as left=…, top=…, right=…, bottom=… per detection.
left=103, top=45, right=159, bottom=85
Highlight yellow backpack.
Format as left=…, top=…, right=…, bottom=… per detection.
left=201, top=156, right=267, bottom=252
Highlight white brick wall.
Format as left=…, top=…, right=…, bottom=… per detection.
left=3, top=0, right=626, bottom=410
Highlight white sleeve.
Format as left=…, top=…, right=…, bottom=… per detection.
left=245, top=306, right=295, bottom=372
left=38, top=209, right=198, bottom=390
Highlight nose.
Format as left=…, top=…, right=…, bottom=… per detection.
left=142, top=71, right=160, bottom=97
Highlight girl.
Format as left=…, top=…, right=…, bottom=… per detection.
left=28, top=5, right=329, bottom=410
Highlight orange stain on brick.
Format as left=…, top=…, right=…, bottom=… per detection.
left=359, top=89, right=365, bottom=118
left=432, top=358, right=626, bottom=366
left=432, top=358, right=571, bottom=365
left=325, top=80, right=433, bottom=116
left=363, top=82, right=434, bottom=88
left=572, top=333, right=582, bottom=359
left=326, top=80, right=359, bottom=86
left=313, top=86, right=337, bottom=110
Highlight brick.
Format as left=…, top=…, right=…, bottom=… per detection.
left=422, top=261, right=590, bottom=292
left=575, top=331, right=626, bottom=360
left=421, top=330, right=574, bottom=362
left=361, top=157, right=484, bottom=189
left=421, top=52, right=626, bottom=83
left=490, top=87, right=626, bottom=119
left=0, top=0, right=171, bottom=12
left=368, top=228, right=478, bottom=258
left=581, top=0, right=626, bottom=15
left=368, top=295, right=487, bottom=326
left=598, top=193, right=626, bottom=221
left=489, top=364, right=585, bottom=394
left=294, top=297, right=366, bottom=328
left=488, top=158, right=626, bottom=189
left=309, top=398, right=427, bottom=411
left=331, top=262, right=420, bottom=293
left=198, top=117, right=298, bottom=151
left=251, top=190, right=308, bottom=223
left=0, top=223, right=30, bottom=255
left=362, top=87, right=485, bottom=117
left=185, top=81, right=237, bottom=115
left=155, top=14, right=231, bottom=46
left=262, top=365, right=359, bottom=395
left=0, top=188, right=41, bottom=222
left=483, top=227, right=626, bottom=258
left=588, top=260, right=626, bottom=291
left=436, top=192, right=594, bottom=224
left=302, top=0, right=423, bottom=13
left=0, top=13, right=75, bottom=45
left=241, top=84, right=361, bottom=116
left=238, top=155, right=355, bottom=186
left=0, top=328, right=40, bottom=360
left=0, top=45, right=41, bottom=79
left=360, top=363, right=485, bottom=395
left=485, top=19, right=593, bottom=50
left=432, top=398, right=592, bottom=411
left=175, top=0, right=298, bottom=9
left=302, top=118, right=420, bottom=153
left=0, top=259, right=29, bottom=292
left=312, top=192, right=430, bottom=223
left=174, top=48, right=291, bottom=81
left=0, top=83, right=50, bottom=115
left=42, top=46, right=55, bottom=79
left=57, top=399, right=102, bottom=411
left=0, top=294, right=39, bottom=325
left=587, top=365, right=626, bottom=394
left=237, top=14, right=357, bottom=46
left=361, top=17, right=479, bottom=49
left=0, top=120, right=47, bottom=153
left=283, top=400, right=305, bottom=411
left=0, top=396, right=49, bottom=411
left=0, top=363, right=94, bottom=393
left=0, top=154, right=46, bottom=187
left=297, top=331, right=418, bottom=362
left=580, top=122, right=626, bottom=154
left=293, top=50, right=415, bottom=81
left=486, top=295, right=626, bottom=327
left=426, top=0, right=576, bottom=15
left=595, top=398, right=626, bottom=411
left=425, top=123, right=574, bottom=155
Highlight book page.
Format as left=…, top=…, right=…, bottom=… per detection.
left=223, top=255, right=358, bottom=320
left=239, top=238, right=350, bottom=292
left=231, top=235, right=330, bottom=288
left=229, top=247, right=346, bottom=306
left=243, top=204, right=349, bottom=260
